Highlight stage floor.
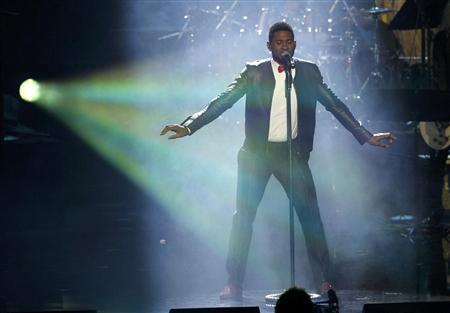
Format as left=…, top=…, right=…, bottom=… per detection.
left=150, top=289, right=450, bottom=313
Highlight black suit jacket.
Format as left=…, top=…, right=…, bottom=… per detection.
left=182, top=58, right=372, bottom=153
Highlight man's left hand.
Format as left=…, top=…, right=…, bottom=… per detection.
left=367, top=132, right=396, bottom=148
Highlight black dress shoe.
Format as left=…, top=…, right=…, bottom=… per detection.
left=219, top=286, right=243, bottom=301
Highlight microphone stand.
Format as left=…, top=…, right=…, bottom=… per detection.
left=284, top=60, right=295, bottom=287
left=264, top=58, right=296, bottom=304
left=266, top=58, right=332, bottom=306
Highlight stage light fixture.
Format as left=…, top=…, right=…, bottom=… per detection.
left=19, top=78, right=41, bottom=102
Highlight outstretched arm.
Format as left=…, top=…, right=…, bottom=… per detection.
left=160, top=65, right=249, bottom=140
left=312, top=64, right=396, bottom=148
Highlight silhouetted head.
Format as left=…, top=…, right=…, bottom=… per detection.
left=275, top=287, right=314, bottom=313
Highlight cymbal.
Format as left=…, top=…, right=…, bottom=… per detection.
left=363, top=6, right=396, bottom=16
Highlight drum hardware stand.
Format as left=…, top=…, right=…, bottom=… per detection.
left=358, top=5, right=395, bottom=95
left=344, top=39, right=360, bottom=96
left=391, top=211, right=448, bottom=296
left=416, top=1, right=433, bottom=89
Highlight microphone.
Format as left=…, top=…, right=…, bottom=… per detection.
left=281, top=51, right=294, bottom=69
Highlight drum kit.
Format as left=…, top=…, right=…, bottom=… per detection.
left=157, top=1, right=404, bottom=97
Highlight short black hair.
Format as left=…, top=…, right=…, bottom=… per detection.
left=275, top=287, right=314, bottom=313
left=269, top=22, right=294, bottom=42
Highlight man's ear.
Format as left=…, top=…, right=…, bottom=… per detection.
left=266, top=41, right=272, bottom=51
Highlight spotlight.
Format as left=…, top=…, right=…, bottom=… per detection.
left=19, top=78, right=40, bottom=102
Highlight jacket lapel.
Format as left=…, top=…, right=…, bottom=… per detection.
left=293, top=60, right=306, bottom=93
left=260, top=60, right=275, bottom=107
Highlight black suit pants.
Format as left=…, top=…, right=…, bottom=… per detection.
left=226, top=142, right=330, bottom=289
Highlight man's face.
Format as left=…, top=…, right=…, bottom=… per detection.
left=267, top=30, right=296, bottom=64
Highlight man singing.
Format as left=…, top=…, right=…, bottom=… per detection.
left=160, top=22, right=395, bottom=300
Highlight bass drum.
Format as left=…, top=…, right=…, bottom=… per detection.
left=419, top=122, right=450, bottom=150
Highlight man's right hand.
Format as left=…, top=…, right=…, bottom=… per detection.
left=160, top=124, right=189, bottom=140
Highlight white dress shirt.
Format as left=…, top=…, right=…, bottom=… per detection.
left=268, top=59, right=298, bottom=142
